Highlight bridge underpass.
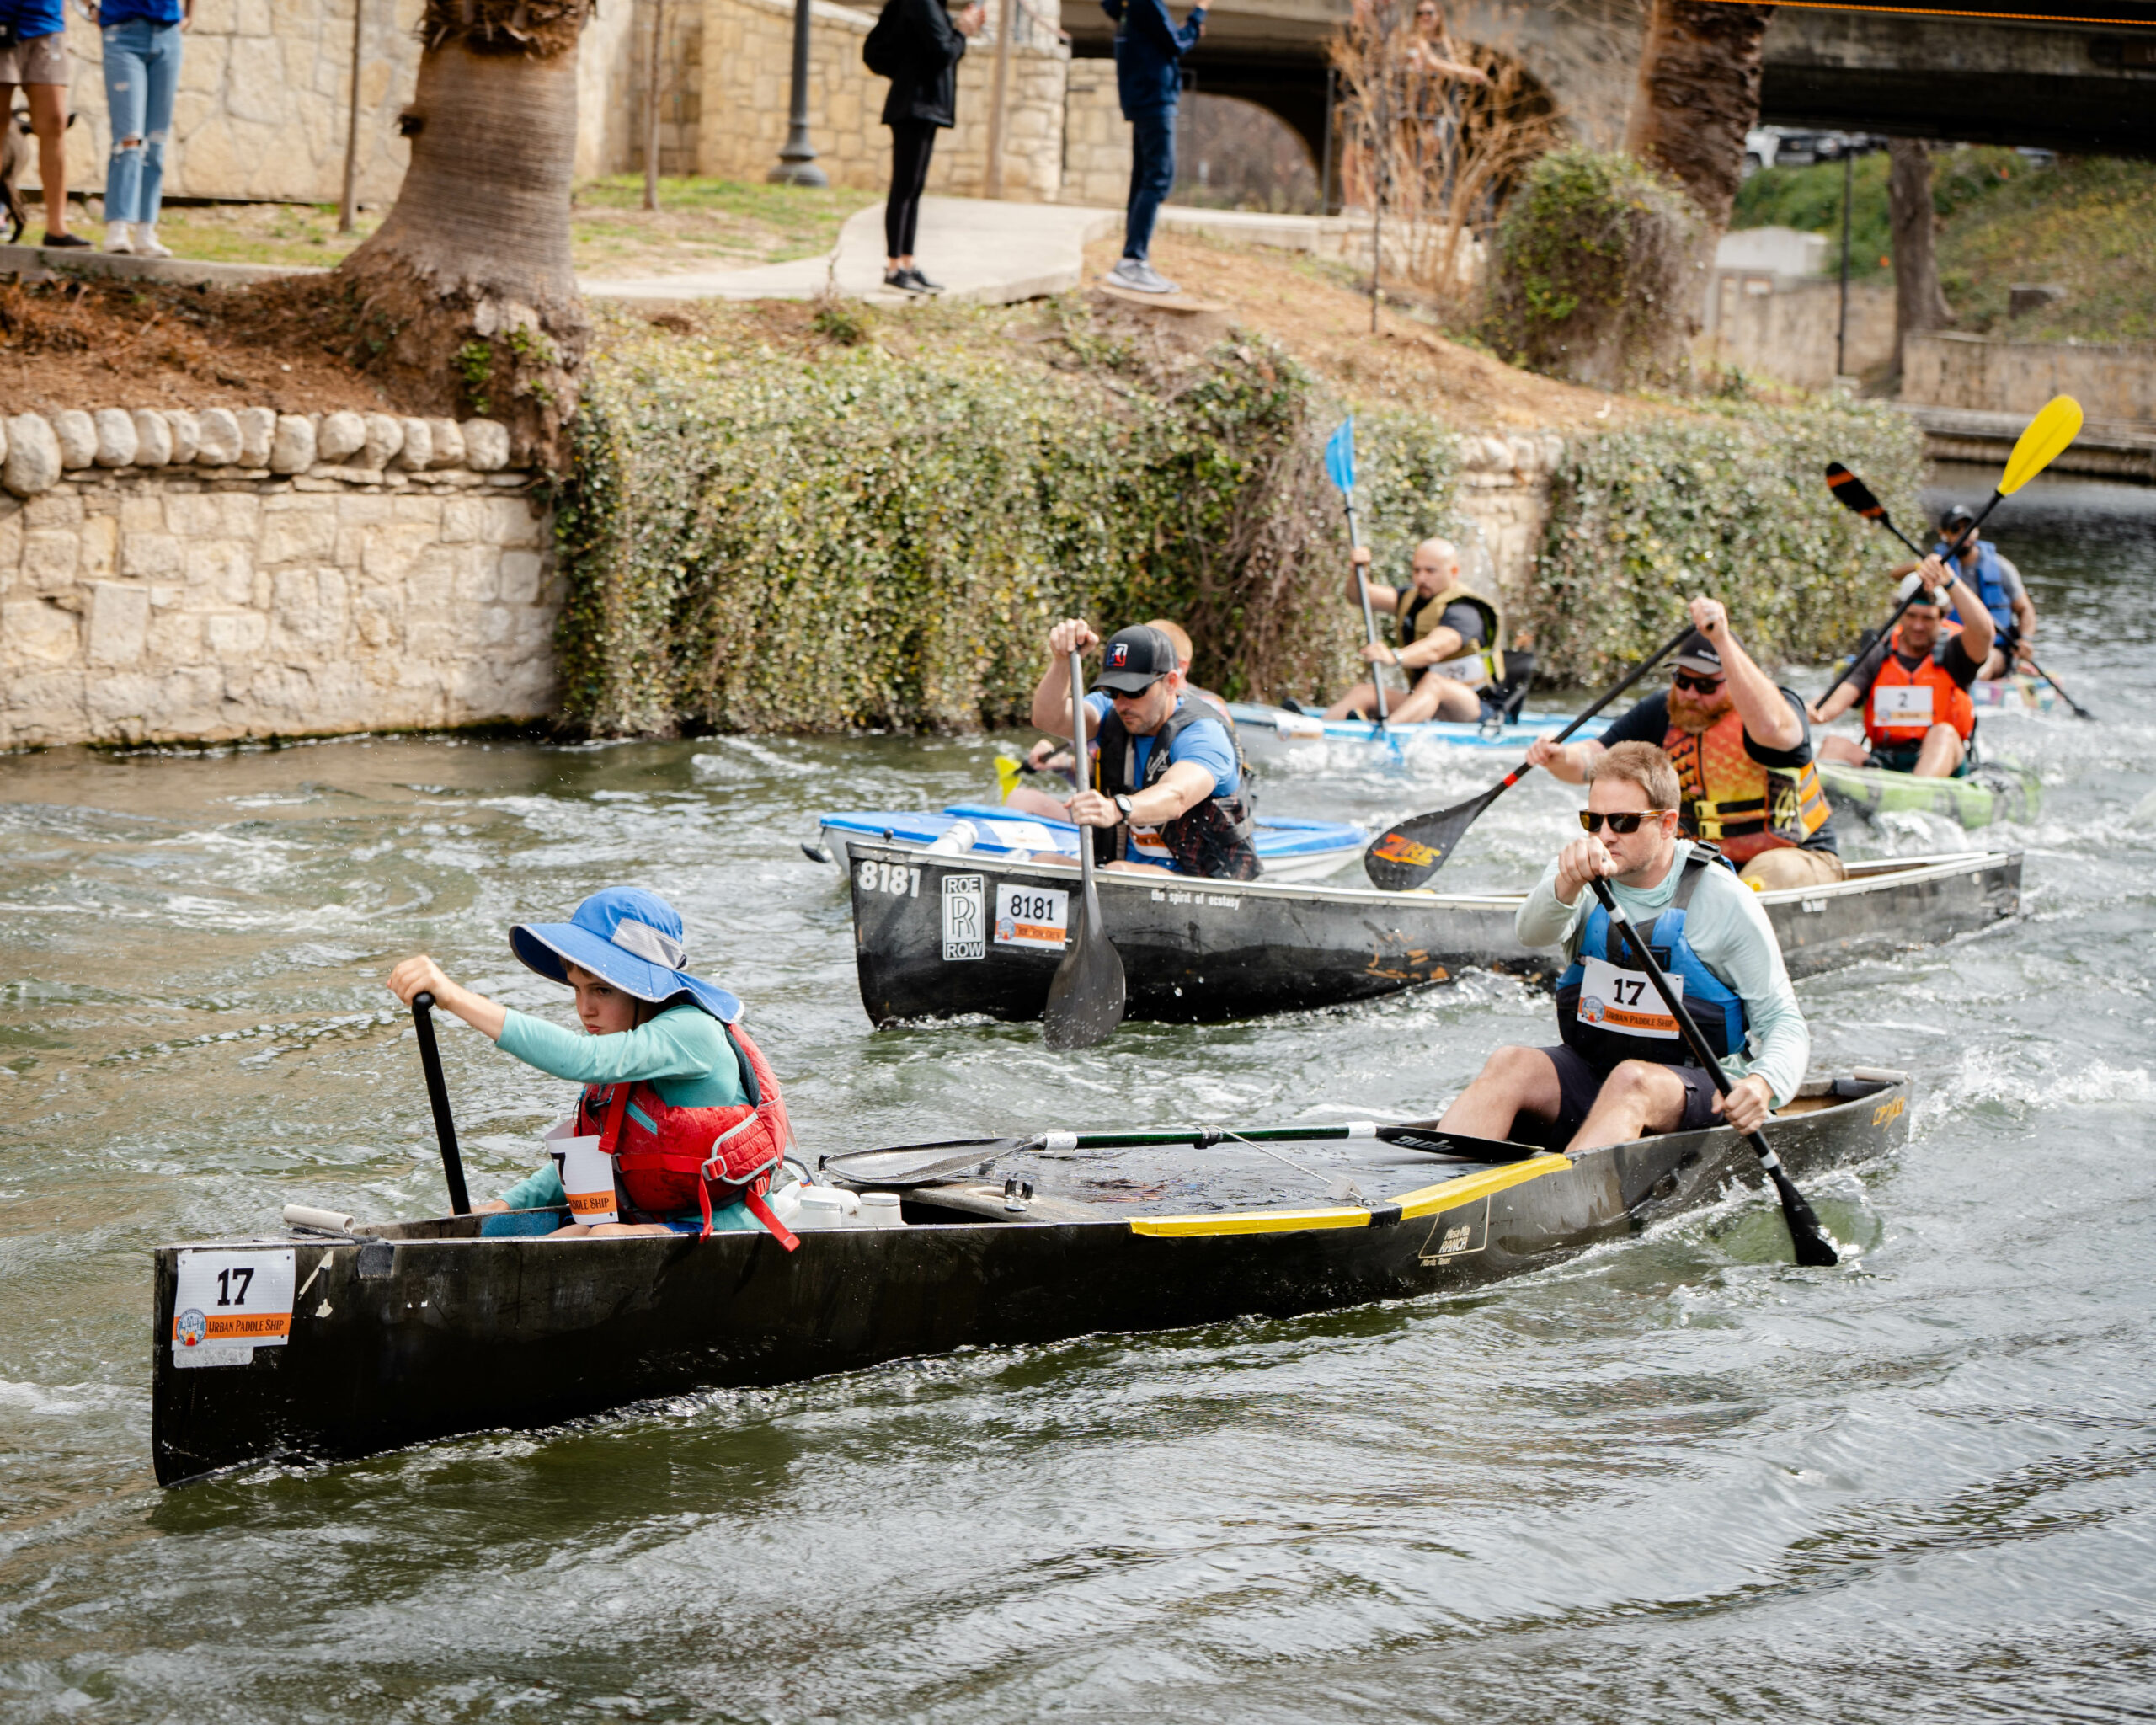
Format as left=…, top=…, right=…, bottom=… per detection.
left=1065, top=0, right=2156, bottom=196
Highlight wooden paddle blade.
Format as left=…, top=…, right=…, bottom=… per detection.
left=1363, top=785, right=1499, bottom=890
left=1043, top=884, right=1126, bottom=1049
left=1823, top=462, right=1886, bottom=522
left=819, top=1138, right=1029, bottom=1189
left=1999, top=395, right=2082, bottom=495
left=1378, top=1121, right=1545, bottom=1162
left=1763, top=1153, right=1841, bottom=1266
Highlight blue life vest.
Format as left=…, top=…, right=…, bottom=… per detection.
left=1553, top=852, right=1748, bottom=1075
left=1934, top=539, right=2014, bottom=633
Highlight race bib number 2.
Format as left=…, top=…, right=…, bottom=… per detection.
left=172, top=1247, right=296, bottom=1366
left=1871, top=683, right=1933, bottom=728
left=1577, top=956, right=1682, bottom=1039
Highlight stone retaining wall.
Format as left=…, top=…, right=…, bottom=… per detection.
left=1451, top=432, right=1556, bottom=621
left=0, top=409, right=559, bottom=751
left=1903, top=330, right=2156, bottom=426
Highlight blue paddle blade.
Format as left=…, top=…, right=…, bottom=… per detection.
left=1324, top=417, right=1355, bottom=495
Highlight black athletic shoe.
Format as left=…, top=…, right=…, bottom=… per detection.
left=1278, top=697, right=1307, bottom=714
left=883, top=267, right=919, bottom=292
left=901, top=266, right=944, bottom=295
left=40, top=232, right=88, bottom=248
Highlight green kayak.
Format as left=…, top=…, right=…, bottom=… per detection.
left=1818, top=756, right=2041, bottom=829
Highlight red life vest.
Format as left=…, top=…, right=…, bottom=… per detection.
left=1662, top=708, right=1829, bottom=865
left=574, top=1020, right=800, bottom=1250
left=1863, top=627, right=1974, bottom=750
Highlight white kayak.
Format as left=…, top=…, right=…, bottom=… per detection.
left=813, top=804, right=1367, bottom=884
left=1227, top=702, right=1612, bottom=769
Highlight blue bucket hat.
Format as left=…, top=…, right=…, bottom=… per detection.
left=510, top=888, right=742, bottom=1023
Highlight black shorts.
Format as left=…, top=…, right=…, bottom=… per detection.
left=1537, top=1044, right=1721, bottom=1144
left=1864, top=740, right=1972, bottom=779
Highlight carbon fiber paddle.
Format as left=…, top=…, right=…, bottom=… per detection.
left=1042, top=645, right=1126, bottom=1050
left=1585, top=879, right=1838, bottom=1267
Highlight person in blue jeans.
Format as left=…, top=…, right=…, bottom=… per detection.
left=1101, top=0, right=1202, bottom=295
left=95, top=0, right=188, bottom=257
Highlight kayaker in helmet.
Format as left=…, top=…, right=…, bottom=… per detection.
left=1026, top=618, right=1261, bottom=879
left=1324, top=537, right=1508, bottom=725
left=1811, top=555, right=1993, bottom=780
left=384, top=888, right=798, bottom=1244
left=1888, top=505, right=2035, bottom=681
left=1438, top=741, right=1808, bottom=1153
left=1523, top=596, right=1842, bottom=891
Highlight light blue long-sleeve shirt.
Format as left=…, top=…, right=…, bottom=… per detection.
left=1514, top=840, right=1810, bottom=1105
left=494, top=1004, right=746, bottom=1211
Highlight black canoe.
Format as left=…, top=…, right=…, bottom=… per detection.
left=847, top=841, right=2022, bottom=1026
left=150, top=1071, right=1912, bottom=1484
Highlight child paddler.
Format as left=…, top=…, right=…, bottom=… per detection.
left=384, top=887, right=799, bottom=1247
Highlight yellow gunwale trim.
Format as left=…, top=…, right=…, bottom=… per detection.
left=1128, top=1153, right=1571, bottom=1239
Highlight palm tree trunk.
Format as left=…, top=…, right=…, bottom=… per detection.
left=1624, top=0, right=1772, bottom=233
left=1888, top=137, right=1954, bottom=378
left=334, top=1, right=592, bottom=467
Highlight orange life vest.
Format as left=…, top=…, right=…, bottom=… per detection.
left=1662, top=707, right=1830, bottom=864
left=574, top=1020, right=800, bottom=1249
left=1863, top=627, right=1974, bottom=750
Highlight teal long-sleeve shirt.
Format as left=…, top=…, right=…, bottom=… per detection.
left=494, top=1004, right=747, bottom=1211
left=1514, top=840, right=1810, bottom=1105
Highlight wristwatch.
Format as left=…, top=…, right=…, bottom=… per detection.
left=1113, top=793, right=1135, bottom=819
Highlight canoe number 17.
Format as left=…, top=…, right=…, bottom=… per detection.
left=858, top=860, right=921, bottom=898
left=216, top=1267, right=256, bottom=1306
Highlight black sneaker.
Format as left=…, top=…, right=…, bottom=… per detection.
left=883, top=268, right=920, bottom=293
left=40, top=232, right=88, bottom=248
left=1278, top=697, right=1306, bottom=714
left=901, top=265, right=943, bottom=295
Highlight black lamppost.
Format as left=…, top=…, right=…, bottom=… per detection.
left=769, top=0, right=830, bottom=186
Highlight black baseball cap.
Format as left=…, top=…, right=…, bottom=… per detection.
left=1092, top=625, right=1177, bottom=694
left=1940, top=505, right=1977, bottom=535
left=1672, top=631, right=1723, bottom=676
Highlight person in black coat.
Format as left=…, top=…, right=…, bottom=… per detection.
left=879, top=0, right=985, bottom=294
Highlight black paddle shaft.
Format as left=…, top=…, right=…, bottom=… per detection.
left=410, top=991, right=472, bottom=1216
left=1819, top=475, right=1998, bottom=705
left=1585, top=879, right=1837, bottom=1267
left=1364, top=621, right=1696, bottom=891
left=1042, top=645, right=1128, bottom=1050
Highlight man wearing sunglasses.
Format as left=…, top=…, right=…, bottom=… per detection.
left=1438, top=741, right=1806, bottom=1155
left=1524, top=596, right=1839, bottom=892
left=1810, top=557, right=1990, bottom=780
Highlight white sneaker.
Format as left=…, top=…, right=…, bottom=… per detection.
left=134, top=226, right=173, bottom=259
left=1109, top=257, right=1178, bottom=295
left=101, top=222, right=133, bottom=254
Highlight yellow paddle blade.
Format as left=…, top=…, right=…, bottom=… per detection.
left=995, top=754, right=1023, bottom=804
left=1999, top=395, right=2083, bottom=495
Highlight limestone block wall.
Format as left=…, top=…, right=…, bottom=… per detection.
left=1903, top=331, right=2156, bottom=426
left=1451, top=433, right=1559, bottom=622
left=24, top=0, right=419, bottom=209
left=1699, top=275, right=1896, bottom=390
left=577, top=0, right=647, bottom=182
left=700, top=0, right=1068, bottom=200
left=0, top=409, right=559, bottom=751
left=1062, top=71, right=1129, bottom=209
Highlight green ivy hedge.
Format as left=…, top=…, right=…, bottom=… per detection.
left=1529, top=398, right=1928, bottom=684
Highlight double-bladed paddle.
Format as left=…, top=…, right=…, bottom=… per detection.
left=1361, top=622, right=1695, bottom=892
left=409, top=991, right=472, bottom=1216
left=1584, top=879, right=1838, bottom=1267
left=1042, top=646, right=1127, bottom=1050
left=1819, top=395, right=2085, bottom=708
left=1324, top=416, right=1389, bottom=729
left=2021, top=654, right=2095, bottom=721
left=819, top=1119, right=1544, bottom=1189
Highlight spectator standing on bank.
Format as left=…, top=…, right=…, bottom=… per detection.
left=869, top=0, right=984, bottom=296
left=94, top=0, right=188, bottom=256
left=0, top=0, right=86, bottom=246
left=1101, top=0, right=1202, bottom=295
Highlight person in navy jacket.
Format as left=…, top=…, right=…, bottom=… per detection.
left=1101, top=0, right=1203, bottom=295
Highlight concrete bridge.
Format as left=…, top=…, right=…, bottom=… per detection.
left=1064, top=0, right=2156, bottom=177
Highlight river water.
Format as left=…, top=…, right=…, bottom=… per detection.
left=3, top=468, right=2153, bottom=1722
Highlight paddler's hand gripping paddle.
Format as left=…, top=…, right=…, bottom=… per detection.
left=1586, top=878, right=1838, bottom=1268
left=1820, top=394, right=2084, bottom=709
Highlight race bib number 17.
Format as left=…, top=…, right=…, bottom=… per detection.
left=1577, top=956, right=1682, bottom=1039
left=173, top=1247, right=296, bottom=1367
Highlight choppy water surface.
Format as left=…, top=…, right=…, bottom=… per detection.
left=3, top=469, right=2153, bottom=1722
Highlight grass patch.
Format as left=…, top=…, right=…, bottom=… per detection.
left=1732, top=147, right=2156, bottom=344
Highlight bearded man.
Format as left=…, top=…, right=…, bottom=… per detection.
left=1524, top=596, right=1843, bottom=892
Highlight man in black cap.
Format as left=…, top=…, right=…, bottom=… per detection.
left=1524, top=596, right=1842, bottom=890
left=1888, top=505, right=2035, bottom=681
left=1023, top=617, right=1260, bottom=879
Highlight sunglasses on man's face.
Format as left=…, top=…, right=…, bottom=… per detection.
left=1579, top=809, right=1666, bottom=835
left=1671, top=670, right=1726, bottom=694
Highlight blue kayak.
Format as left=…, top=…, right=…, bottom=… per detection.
left=1227, top=702, right=1611, bottom=768
left=814, top=804, right=1365, bottom=884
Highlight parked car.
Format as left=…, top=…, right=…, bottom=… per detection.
left=1742, top=127, right=1882, bottom=175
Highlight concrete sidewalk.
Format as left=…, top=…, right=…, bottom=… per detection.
left=585, top=195, right=1118, bottom=307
